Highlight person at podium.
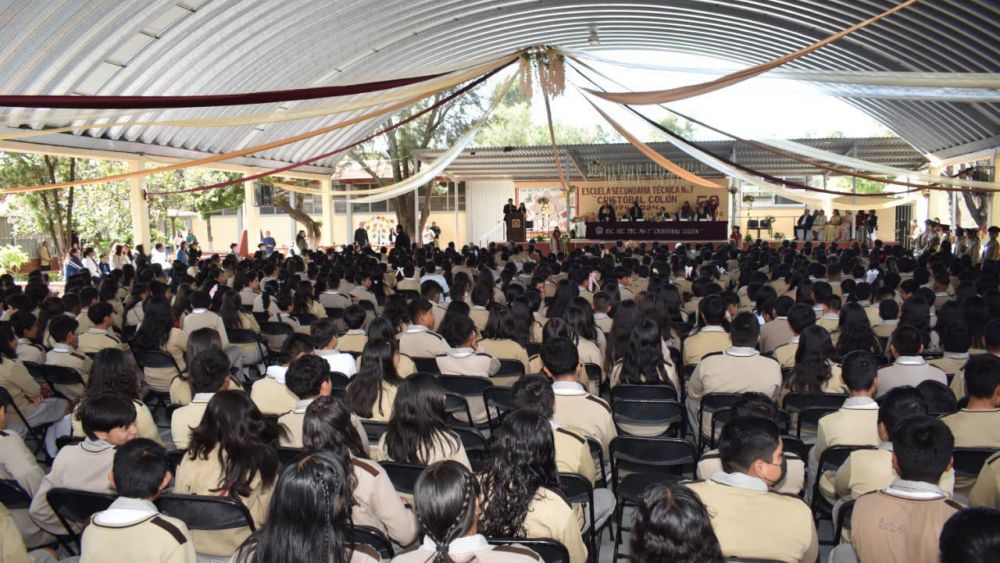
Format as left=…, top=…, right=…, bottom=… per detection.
left=598, top=202, right=617, bottom=222
left=503, top=198, right=517, bottom=223
left=628, top=200, right=644, bottom=221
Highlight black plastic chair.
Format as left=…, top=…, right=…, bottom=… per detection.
left=444, top=393, right=476, bottom=428
left=526, top=342, right=541, bottom=357
left=227, top=327, right=265, bottom=369
left=291, top=313, right=318, bottom=326
left=41, top=365, right=85, bottom=397
left=329, top=371, right=350, bottom=390
left=559, top=472, right=610, bottom=562
left=133, top=349, right=183, bottom=416
left=0, top=386, right=53, bottom=459
left=360, top=420, right=389, bottom=445
left=259, top=321, right=294, bottom=355
left=350, top=525, right=395, bottom=560
left=610, top=397, right=684, bottom=437
left=611, top=383, right=678, bottom=402
left=780, top=435, right=809, bottom=461
left=411, top=357, right=441, bottom=374
left=810, top=445, right=876, bottom=540
left=782, top=393, right=847, bottom=437
left=953, top=447, right=997, bottom=479
left=450, top=426, right=489, bottom=471
left=483, top=385, right=513, bottom=428
left=396, top=290, right=420, bottom=302
left=486, top=538, right=570, bottom=563
left=497, top=358, right=526, bottom=378
left=157, top=493, right=256, bottom=533
left=55, top=435, right=84, bottom=451
left=610, top=436, right=697, bottom=560
left=584, top=363, right=602, bottom=386
left=46, top=488, right=116, bottom=551
left=697, top=393, right=743, bottom=449
left=0, top=479, right=31, bottom=509
left=252, top=311, right=269, bottom=325
left=277, top=447, right=309, bottom=467
left=325, top=307, right=345, bottom=320
left=832, top=499, right=856, bottom=546
left=586, top=436, right=609, bottom=487
left=166, top=449, right=186, bottom=472
left=381, top=462, right=426, bottom=495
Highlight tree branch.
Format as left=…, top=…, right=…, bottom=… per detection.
left=347, top=150, right=387, bottom=187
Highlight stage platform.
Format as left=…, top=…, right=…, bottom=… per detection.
left=495, top=239, right=896, bottom=256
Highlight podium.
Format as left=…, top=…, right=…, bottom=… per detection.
left=506, top=212, right=526, bottom=242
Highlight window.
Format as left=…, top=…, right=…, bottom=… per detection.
left=417, top=181, right=466, bottom=211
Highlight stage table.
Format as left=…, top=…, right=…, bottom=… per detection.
left=584, top=220, right=727, bottom=241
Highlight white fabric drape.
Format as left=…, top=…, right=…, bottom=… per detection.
left=757, top=138, right=998, bottom=190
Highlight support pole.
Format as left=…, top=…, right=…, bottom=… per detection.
left=320, top=178, right=334, bottom=247
left=128, top=158, right=151, bottom=251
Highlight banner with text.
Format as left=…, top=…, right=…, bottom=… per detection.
left=572, top=179, right=728, bottom=219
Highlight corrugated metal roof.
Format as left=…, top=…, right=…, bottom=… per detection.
left=0, top=0, right=995, bottom=170
left=414, top=137, right=928, bottom=180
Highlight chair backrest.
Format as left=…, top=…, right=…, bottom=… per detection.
left=611, top=384, right=678, bottom=402
left=350, top=525, right=395, bottom=560
left=277, top=447, right=309, bottom=467
left=325, top=307, right=344, bottom=319
left=610, top=436, right=697, bottom=480
left=411, top=357, right=441, bottom=374
left=259, top=321, right=294, bottom=336
left=611, top=398, right=684, bottom=432
left=157, top=493, right=256, bottom=531
left=583, top=363, right=602, bottom=383
left=817, top=445, right=876, bottom=473
left=380, top=462, right=427, bottom=495
left=833, top=498, right=856, bottom=546
left=952, top=447, right=998, bottom=478
left=132, top=349, right=180, bottom=371
left=780, top=435, right=809, bottom=461
left=166, top=450, right=186, bottom=472
left=483, top=386, right=513, bottom=428
left=360, top=420, right=389, bottom=444
left=0, top=479, right=31, bottom=509
left=437, top=374, right=493, bottom=397
left=444, top=393, right=475, bottom=426
left=796, top=407, right=842, bottom=436
left=782, top=393, right=848, bottom=412
left=558, top=472, right=594, bottom=507
left=497, top=359, right=526, bottom=378
left=226, top=328, right=260, bottom=344
left=329, top=371, right=350, bottom=389
left=525, top=342, right=541, bottom=357
left=252, top=312, right=269, bottom=324
left=55, top=435, right=84, bottom=451
left=486, top=538, right=569, bottom=563
left=46, top=488, right=116, bottom=534
left=42, top=364, right=85, bottom=386
left=291, top=313, right=317, bottom=326
left=450, top=426, right=489, bottom=471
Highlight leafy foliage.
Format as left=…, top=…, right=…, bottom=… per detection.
left=0, top=245, right=30, bottom=274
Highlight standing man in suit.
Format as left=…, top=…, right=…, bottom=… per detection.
left=353, top=225, right=369, bottom=248
left=503, top=198, right=517, bottom=224
left=598, top=202, right=617, bottom=222
left=392, top=225, right=411, bottom=253
left=628, top=199, right=644, bottom=221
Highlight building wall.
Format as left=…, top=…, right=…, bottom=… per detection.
left=465, top=179, right=515, bottom=245
left=737, top=204, right=901, bottom=242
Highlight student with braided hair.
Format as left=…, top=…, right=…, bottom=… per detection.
left=232, top=450, right=380, bottom=563
left=477, top=409, right=588, bottom=563
left=391, top=460, right=543, bottom=562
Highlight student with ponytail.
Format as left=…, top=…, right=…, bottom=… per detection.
left=391, top=460, right=543, bottom=562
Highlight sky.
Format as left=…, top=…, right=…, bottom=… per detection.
left=522, top=49, right=893, bottom=142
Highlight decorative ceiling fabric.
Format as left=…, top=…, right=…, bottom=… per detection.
left=0, top=0, right=993, bottom=168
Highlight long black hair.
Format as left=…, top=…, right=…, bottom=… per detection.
left=384, top=373, right=458, bottom=464
left=607, top=300, right=642, bottom=367
left=565, top=297, right=599, bottom=342
left=413, top=461, right=481, bottom=563
left=233, top=451, right=354, bottom=563
left=546, top=279, right=578, bottom=319
left=345, top=339, right=402, bottom=419
left=482, top=304, right=525, bottom=346
left=131, top=295, right=173, bottom=350
left=835, top=302, right=882, bottom=357
left=618, top=318, right=673, bottom=386
left=218, top=288, right=245, bottom=330
left=478, top=409, right=561, bottom=537
left=186, top=390, right=279, bottom=498
left=302, top=396, right=367, bottom=459
left=788, top=325, right=838, bottom=395
left=629, top=482, right=724, bottom=563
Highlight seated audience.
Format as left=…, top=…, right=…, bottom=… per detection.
left=346, top=338, right=402, bottom=422
left=311, top=317, right=357, bottom=377
left=250, top=333, right=312, bottom=416
left=278, top=354, right=333, bottom=447
left=376, top=373, right=469, bottom=467
left=877, top=325, right=947, bottom=397
left=629, top=482, right=724, bottom=563
left=43, top=314, right=91, bottom=400
left=170, top=348, right=232, bottom=450
left=939, top=507, right=1000, bottom=563
left=773, top=303, right=817, bottom=369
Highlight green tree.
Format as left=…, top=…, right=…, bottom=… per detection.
left=350, top=85, right=486, bottom=238
left=647, top=115, right=696, bottom=141
left=476, top=98, right=618, bottom=147
left=145, top=168, right=243, bottom=246
left=191, top=184, right=244, bottom=249
left=830, top=176, right=888, bottom=195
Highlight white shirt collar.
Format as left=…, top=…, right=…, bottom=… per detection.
left=700, top=325, right=726, bottom=333
left=943, top=352, right=969, bottom=360
left=345, top=329, right=365, bottom=335
left=420, top=533, right=490, bottom=555
left=593, top=312, right=610, bottom=320
left=725, top=347, right=759, bottom=357
left=790, top=336, right=800, bottom=344
left=404, top=324, right=429, bottom=334
left=710, top=471, right=769, bottom=492
left=881, top=319, right=899, bottom=325
left=265, top=365, right=288, bottom=384
left=886, top=479, right=947, bottom=499
left=191, top=308, right=208, bottom=314
left=449, top=347, right=476, bottom=358
left=552, top=380, right=587, bottom=395
left=81, top=438, right=114, bottom=453
left=293, top=398, right=315, bottom=414
left=895, top=355, right=926, bottom=366
left=843, top=396, right=879, bottom=410
left=820, top=313, right=840, bottom=320
left=93, top=497, right=160, bottom=526
left=17, top=338, right=32, bottom=345
left=51, top=343, right=74, bottom=353
left=192, top=392, right=214, bottom=404
left=86, top=327, right=107, bottom=335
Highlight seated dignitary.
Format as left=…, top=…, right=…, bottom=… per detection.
left=696, top=393, right=805, bottom=495
left=830, top=415, right=961, bottom=563
left=29, top=391, right=137, bottom=535
left=876, top=325, right=947, bottom=397
left=685, top=416, right=818, bottom=562
left=686, top=312, right=782, bottom=442
left=302, top=396, right=414, bottom=545
left=390, top=460, right=544, bottom=562
left=478, top=409, right=588, bottom=563
left=230, top=451, right=380, bottom=563
left=79, top=438, right=196, bottom=563
left=629, top=482, right=725, bottom=563
left=828, top=386, right=955, bottom=503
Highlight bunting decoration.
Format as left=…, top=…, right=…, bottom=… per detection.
left=583, top=0, right=919, bottom=105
